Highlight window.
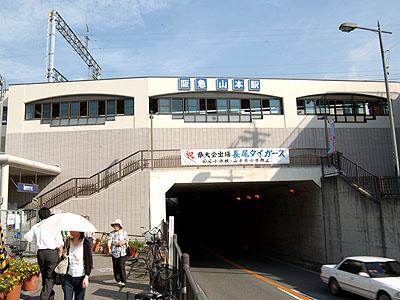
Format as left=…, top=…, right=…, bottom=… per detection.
left=365, top=261, right=400, bottom=278
left=60, top=103, right=69, bottom=118
left=217, top=99, right=228, bottom=113
left=149, top=99, right=158, bottom=114
left=71, top=102, right=79, bottom=118
left=35, top=104, right=42, bottom=118
left=89, top=101, right=97, bottom=117
left=270, top=99, right=282, bottom=114
left=338, top=260, right=364, bottom=274
left=305, top=100, right=315, bottom=114
left=171, top=98, right=183, bottom=114
left=98, top=101, right=106, bottom=116
left=250, top=99, right=261, bottom=112
left=26, top=104, right=35, bottom=120
left=159, top=98, right=170, bottom=113
left=42, top=104, right=51, bottom=120
left=107, top=100, right=115, bottom=115
left=199, top=99, right=206, bottom=113
left=230, top=99, right=241, bottom=113
left=206, top=99, right=216, bottom=113
left=52, top=103, right=60, bottom=118
left=2, top=107, right=7, bottom=125
left=124, top=99, right=134, bottom=115
left=296, top=99, right=305, bottom=115
left=150, top=95, right=282, bottom=123
left=241, top=99, right=250, bottom=114
left=116, top=100, right=124, bottom=115
left=80, top=102, right=87, bottom=117
left=186, top=99, right=199, bottom=113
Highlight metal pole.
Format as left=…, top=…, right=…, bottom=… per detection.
left=47, top=10, right=57, bottom=82
left=150, top=111, right=154, bottom=170
left=377, top=22, right=400, bottom=176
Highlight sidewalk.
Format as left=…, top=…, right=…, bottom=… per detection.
left=21, top=254, right=149, bottom=300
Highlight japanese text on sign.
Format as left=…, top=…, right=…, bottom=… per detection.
left=181, top=148, right=289, bottom=166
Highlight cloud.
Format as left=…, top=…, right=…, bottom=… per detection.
left=0, top=0, right=179, bottom=44
left=346, top=40, right=380, bottom=79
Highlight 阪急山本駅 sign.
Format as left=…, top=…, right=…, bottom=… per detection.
left=181, top=148, right=289, bottom=166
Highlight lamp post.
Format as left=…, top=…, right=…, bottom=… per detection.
left=149, top=110, right=154, bottom=170
left=339, top=22, right=400, bottom=176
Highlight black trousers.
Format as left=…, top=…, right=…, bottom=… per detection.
left=112, top=255, right=127, bottom=283
left=37, top=249, right=59, bottom=300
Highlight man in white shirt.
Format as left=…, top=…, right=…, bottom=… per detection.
left=24, top=207, right=64, bottom=300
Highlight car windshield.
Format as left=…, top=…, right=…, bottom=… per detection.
left=365, top=261, right=400, bottom=278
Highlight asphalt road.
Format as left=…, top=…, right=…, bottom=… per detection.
left=188, top=247, right=368, bottom=300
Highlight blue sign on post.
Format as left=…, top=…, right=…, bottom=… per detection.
left=17, top=183, right=39, bottom=193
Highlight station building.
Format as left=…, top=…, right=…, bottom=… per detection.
left=2, top=76, right=400, bottom=265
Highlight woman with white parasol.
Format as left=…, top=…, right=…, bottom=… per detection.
left=38, top=213, right=96, bottom=300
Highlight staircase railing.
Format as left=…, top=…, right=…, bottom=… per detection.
left=27, top=148, right=326, bottom=210
left=321, top=152, right=400, bottom=200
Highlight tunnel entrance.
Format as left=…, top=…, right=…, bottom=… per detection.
left=166, top=180, right=325, bottom=265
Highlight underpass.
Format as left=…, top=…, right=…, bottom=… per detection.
left=166, top=181, right=367, bottom=299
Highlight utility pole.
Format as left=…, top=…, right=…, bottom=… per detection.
left=46, top=10, right=102, bottom=82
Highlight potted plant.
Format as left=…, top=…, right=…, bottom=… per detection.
left=128, top=240, right=145, bottom=258
left=0, top=272, right=18, bottom=300
left=100, top=239, right=109, bottom=255
left=21, top=261, right=40, bottom=291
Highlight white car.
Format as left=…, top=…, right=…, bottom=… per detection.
left=320, top=256, right=400, bottom=300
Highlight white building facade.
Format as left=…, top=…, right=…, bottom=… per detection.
left=2, top=77, right=400, bottom=234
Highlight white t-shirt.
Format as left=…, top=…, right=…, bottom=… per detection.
left=68, top=240, right=85, bottom=277
left=24, top=221, right=64, bottom=250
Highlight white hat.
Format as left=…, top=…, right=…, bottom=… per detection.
left=111, top=218, right=123, bottom=228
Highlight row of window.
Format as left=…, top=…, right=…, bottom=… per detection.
left=297, top=96, right=388, bottom=123
left=21, top=95, right=389, bottom=125
left=149, top=98, right=283, bottom=122
left=25, top=98, right=134, bottom=121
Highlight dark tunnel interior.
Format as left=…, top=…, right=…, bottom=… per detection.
left=166, top=181, right=325, bottom=264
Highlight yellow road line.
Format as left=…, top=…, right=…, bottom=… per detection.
left=204, top=247, right=313, bottom=300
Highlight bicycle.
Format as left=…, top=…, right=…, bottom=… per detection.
left=134, top=227, right=179, bottom=300
left=4, top=240, right=28, bottom=259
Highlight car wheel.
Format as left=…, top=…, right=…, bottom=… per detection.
left=378, top=292, right=391, bottom=300
left=328, top=278, right=341, bottom=296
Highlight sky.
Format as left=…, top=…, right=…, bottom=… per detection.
left=1, top=0, right=400, bottom=86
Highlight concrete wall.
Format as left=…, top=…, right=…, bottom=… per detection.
left=322, top=176, right=400, bottom=263
left=242, top=181, right=326, bottom=265
left=52, top=170, right=150, bottom=235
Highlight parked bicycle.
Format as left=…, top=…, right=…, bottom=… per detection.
left=134, top=227, right=179, bottom=300
left=4, top=240, right=28, bottom=258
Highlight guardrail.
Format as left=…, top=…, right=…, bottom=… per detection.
left=321, top=152, right=400, bottom=200
left=25, top=147, right=326, bottom=210
left=172, top=235, right=205, bottom=300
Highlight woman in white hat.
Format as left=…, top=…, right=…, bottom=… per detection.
left=107, top=219, right=129, bottom=286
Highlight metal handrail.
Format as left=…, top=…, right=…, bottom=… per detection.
left=172, top=235, right=204, bottom=300
left=321, top=152, right=400, bottom=199
left=26, top=148, right=326, bottom=210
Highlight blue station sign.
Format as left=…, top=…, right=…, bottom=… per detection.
left=17, top=183, right=39, bottom=193
left=178, top=77, right=261, bottom=92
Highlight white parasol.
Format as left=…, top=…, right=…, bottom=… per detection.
left=37, top=212, right=97, bottom=232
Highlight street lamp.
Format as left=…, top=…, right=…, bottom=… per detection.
left=339, top=21, right=400, bottom=176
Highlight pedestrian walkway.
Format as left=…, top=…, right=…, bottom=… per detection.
left=21, top=254, right=149, bottom=299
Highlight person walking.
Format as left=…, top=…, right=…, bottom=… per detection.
left=63, top=231, right=93, bottom=300
left=24, top=207, right=64, bottom=300
left=108, top=219, right=129, bottom=287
